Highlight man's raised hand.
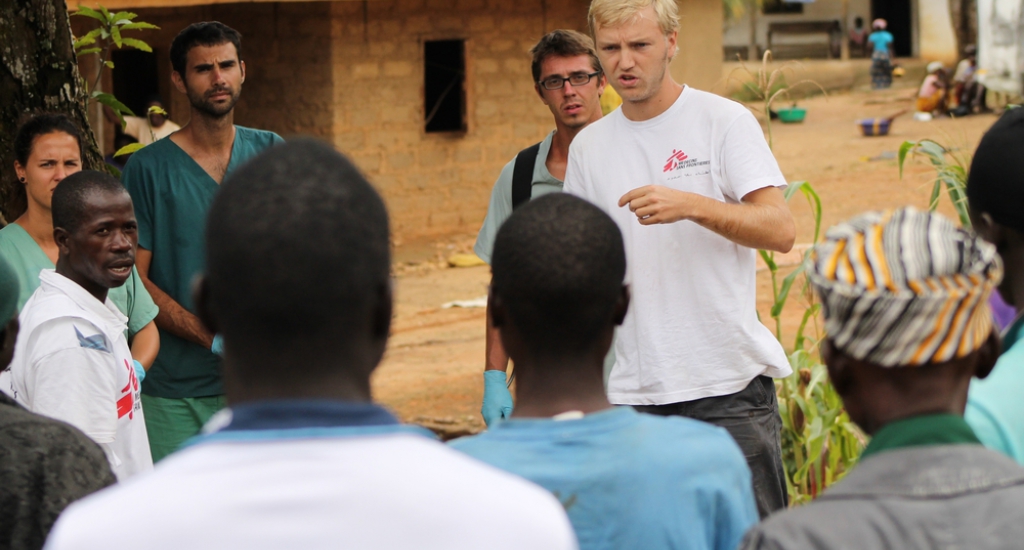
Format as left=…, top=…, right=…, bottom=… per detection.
left=619, top=185, right=708, bottom=225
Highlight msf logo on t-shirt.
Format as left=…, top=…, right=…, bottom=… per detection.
left=663, top=149, right=688, bottom=173
left=116, top=358, right=140, bottom=420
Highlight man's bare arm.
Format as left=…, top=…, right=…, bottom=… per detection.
left=135, top=248, right=214, bottom=349
left=485, top=292, right=510, bottom=372
left=619, top=185, right=796, bottom=253
left=129, top=321, right=160, bottom=369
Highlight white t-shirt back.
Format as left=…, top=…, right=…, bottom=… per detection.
left=45, top=431, right=578, bottom=550
left=564, top=86, right=792, bottom=405
left=10, top=270, right=152, bottom=479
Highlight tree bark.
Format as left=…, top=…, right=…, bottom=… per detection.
left=0, top=0, right=103, bottom=224
left=948, top=0, right=978, bottom=59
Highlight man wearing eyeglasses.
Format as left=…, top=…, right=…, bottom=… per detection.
left=475, top=29, right=607, bottom=428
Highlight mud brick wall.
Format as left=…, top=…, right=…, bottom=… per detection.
left=73, top=0, right=720, bottom=243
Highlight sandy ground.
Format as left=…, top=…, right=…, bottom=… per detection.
left=373, top=82, right=1001, bottom=437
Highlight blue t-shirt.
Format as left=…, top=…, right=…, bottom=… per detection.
left=868, top=31, right=894, bottom=54
left=450, top=407, right=758, bottom=550
left=121, top=126, right=284, bottom=398
left=966, top=315, right=1024, bottom=463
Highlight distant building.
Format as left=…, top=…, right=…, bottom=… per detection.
left=723, top=0, right=958, bottom=65
left=71, top=0, right=723, bottom=243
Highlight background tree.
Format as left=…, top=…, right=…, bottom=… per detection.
left=948, top=0, right=978, bottom=59
left=0, top=0, right=103, bottom=224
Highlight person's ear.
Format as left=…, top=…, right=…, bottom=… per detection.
left=974, top=329, right=1002, bottom=380
left=0, top=318, right=19, bottom=372
left=192, top=274, right=220, bottom=335
left=13, top=161, right=26, bottom=183
left=489, top=287, right=506, bottom=329
left=53, top=227, right=71, bottom=256
left=239, top=60, right=246, bottom=84
left=371, top=280, right=393, bottom=341
left=822, top=339, right=853, bottom=395
left=597, top=72, right=607, bottom=98
left=971, top=210, right=1001, bottom=246
left=171, top=70, right=187, bottom=94
left=613, top=285, right=630, bottom=326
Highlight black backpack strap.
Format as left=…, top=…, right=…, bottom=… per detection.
left=511, top=142, right=542, bottom=211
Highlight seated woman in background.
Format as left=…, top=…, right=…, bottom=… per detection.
left=916, top=62, right=949, bottom=116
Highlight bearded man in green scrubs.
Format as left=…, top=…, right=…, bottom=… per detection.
left=741, top=207, right=1024, bottom=550
left=122, top=21, right=283, bottom=461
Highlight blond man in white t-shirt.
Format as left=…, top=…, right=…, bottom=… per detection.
left=563, top=0, right=796, bottom=517
left=10, top=170, right=153, bottom=480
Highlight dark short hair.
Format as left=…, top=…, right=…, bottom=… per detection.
left=52, top=170, right=128, bottom=234
left=170, top=21, right=242, bottom=76
left=7, top=114, right=85, bottom=219
left=491, top=193, right=626, bottom=355
left=530, top=30, right=602, bottom=84
left=968, top=107, right=1024, bottom=233
left=204, top=139, right=391, bottom=363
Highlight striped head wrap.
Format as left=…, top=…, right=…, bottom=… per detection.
left=807, top=207, right=1002, bottom=367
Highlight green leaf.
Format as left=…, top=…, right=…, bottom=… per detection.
left=897, top=140, right=916, bottom=179
left=91, top=91, right=136, bottom=116
left=120, top=37, right=152, bottom=52
left=114, top=143, right=146, bottom=157
left=110, top=11, right=138, bottom=22
left=73, top=6, right=106, bottom=22
left=119, top=22, right=159, bottom=31
left=771, top=263, right=805, bottom=317
left=759, top=249, right=777, bottom=271
left=98, top=5, right=113, bottom=23
left=111, top=25, right=123, bottom=48
left=76, top=47, right=102, bottom=56
left=783, top=180, right=808, bottom=201
left=104, top=60, right=114, bottom=69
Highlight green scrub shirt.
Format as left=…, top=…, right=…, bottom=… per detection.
left=122, top=126, right=284, bottom=399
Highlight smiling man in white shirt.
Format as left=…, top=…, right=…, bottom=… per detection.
left=563, top=0, right=796, bottom=517
left=10, top=170, right=153, bottom=480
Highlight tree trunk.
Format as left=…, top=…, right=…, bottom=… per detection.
left=0, top=0, right=103, bottom=224
left=948, top=0, right=979, bottom=59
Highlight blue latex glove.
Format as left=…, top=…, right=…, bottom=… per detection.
left=211, top=334, right=224, bottom=356
left=481, top=370, right=514, bottom=427
left=132, top=360, right=146, bottom=384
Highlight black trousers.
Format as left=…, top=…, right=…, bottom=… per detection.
left=634, top=376, right=788, bottom=518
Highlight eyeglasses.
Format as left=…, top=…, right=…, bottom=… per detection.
left=539, top=71, right=602, bottom=90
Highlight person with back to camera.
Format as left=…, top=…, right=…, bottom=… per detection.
left=44, top=139, right=578, bottom=550
left=868, top=19, right=894, bottom=89
left=453, top=193, right=758, bottom=550
left=741, top=207, right=1024, bottom=550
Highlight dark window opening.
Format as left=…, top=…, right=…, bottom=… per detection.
left=871, top=0, right=913, bottom=57
left=763, top=0, right=803, bottom=14
left=111, top=49, right=160, bottom=120
left=424, top=40, right=466, bottom=133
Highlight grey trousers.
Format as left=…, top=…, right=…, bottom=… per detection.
left=634, top=376, right=788, bottom=519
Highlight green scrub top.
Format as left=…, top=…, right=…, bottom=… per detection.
left=966, top=315, right=1024, bottom=464
left=0, top=222, right=158, bottom=336
left=122, top=126, right=284, bottom=399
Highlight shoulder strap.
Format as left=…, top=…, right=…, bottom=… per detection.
left=511, top=142, right=542, bottom=211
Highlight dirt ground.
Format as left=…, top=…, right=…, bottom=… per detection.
left=373, top=82, right=1001, bottom=437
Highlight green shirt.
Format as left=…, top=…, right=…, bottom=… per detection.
left=122, top=126, right=284, bottom=399
left=966, top=314, right=1024, bottom=463
left=861, top=413, right=981, bottom=460
left=0, top=223, right=158, bottom=336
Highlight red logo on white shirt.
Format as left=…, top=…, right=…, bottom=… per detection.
left=116, top=359, right=138, bottom=419
left=663, top=149, right=688, bottom=172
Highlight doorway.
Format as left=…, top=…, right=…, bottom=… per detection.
left=871, top=0, right=912, bottom=57
left=111, top=49, right=160, bottom=119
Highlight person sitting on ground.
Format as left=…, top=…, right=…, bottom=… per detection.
left=9, top=170, right=153, bottom=480
left=0, top=114, right=159, bottom=395
left=916, top=61, right=948, bottom=116
left=452, top=193, right=758, bottom=550
left=103, top=95, right=180, bottom=146
left=965, top=108, right=1024, bottom=463
left=741, top=206, right=1024, bottom=550
left=868, top=19, right=894, bottom=89
left=44, top=139, right=577, bottom=550
left=952, top=45, right=987, bottom=115
left=0, top=255, right=116, bottom=550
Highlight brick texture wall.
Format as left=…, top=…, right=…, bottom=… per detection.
left=74, top=0, right=720, bottom=243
